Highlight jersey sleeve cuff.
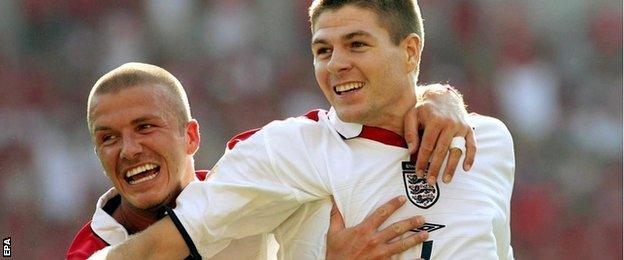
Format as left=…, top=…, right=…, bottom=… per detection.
left=165, top=207, right=202, bottom=260
left=166, top=204, right=231, bottom=259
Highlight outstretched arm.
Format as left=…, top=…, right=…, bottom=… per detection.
left=89, top=216, right=189, bottom=259
left=404, top=83, right=476, bottom=185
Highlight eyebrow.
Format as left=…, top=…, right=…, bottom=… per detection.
left=311, top=30, right=373, bottom=46
left=93, top=116, right=158, bottom=132
left=93, top=126, right=110, bottom=132
left=130, top=116, right=157, bottom=125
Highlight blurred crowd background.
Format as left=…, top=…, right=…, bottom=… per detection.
left=0, top=0, right=621, bottom=259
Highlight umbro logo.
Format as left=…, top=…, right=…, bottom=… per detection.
left=412, top=222, right=446, bottom=233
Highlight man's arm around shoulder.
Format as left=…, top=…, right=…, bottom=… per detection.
left=89, top=216, right=188, bottom=259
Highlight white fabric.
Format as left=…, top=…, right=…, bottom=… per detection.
left=90, top=188, right=129, bottom=246
left=173, top=109, right=515, bottom=259
left=450, top=136, right=466, bottom=154
left=329, top=113, right=515, bottom=259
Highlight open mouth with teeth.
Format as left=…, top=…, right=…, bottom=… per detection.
left=334, top=82, right=364, bottom=95
left=124, top=163, right=161, bottom=185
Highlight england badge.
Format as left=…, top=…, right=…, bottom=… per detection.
left=402, top=161, right=440, bottom=209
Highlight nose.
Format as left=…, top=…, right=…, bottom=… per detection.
left=327, top=49, right=352, bottom=75
left=120, top=135, right=143, bottom=161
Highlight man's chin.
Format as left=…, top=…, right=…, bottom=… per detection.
left=130, top=197, right=170, bottom=211
left=335, top=109, right=365, bottom=124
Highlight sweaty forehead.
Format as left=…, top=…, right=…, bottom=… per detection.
left=89, top=84, right=173, bottom=128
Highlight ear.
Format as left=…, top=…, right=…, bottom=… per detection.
left=185, top=119, right=201, bottom=155
left=402, top=33, right=421, bottom=73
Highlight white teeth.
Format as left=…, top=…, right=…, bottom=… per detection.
left=335, top=82, right=364, bottom=93
left=125, top=163, right=158, bottom=178
left=128, top=171, right=158, bottom=185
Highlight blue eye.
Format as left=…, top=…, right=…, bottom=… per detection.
left=351, top=41, right=367, bottom=48
left=316, top=47, right=331, bottom=57
left=101, top=134, right=116, bottom=144
left=138, top=124, right=154, bottom=131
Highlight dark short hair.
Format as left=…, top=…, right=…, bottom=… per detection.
left=309, top=0, right=424, bottom=47
left=86, top=62, right=191, bottom=134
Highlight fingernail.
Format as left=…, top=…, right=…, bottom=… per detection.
left=417, top=169, right=425, bottom=178
left=427, top=176, right=436, bottom=185
left=407, top=142, right=414, bottom=153
left=466, top=162, right=473, bottom=171
left=420, top=231, right=429, bottom=239
left=443, top=175, right=451, bottom=183
left=399, top=196, right=407, bottom=203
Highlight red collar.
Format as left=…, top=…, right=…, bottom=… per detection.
left=326, top=108, right=407, bottom=148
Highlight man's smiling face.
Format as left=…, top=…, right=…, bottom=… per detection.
left=90, top=83, right=197, bottom=210
left=311, top=5, right=419, bottom=126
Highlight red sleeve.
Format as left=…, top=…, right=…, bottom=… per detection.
left=66, top=221, right=109, bottom=260
left=195, top=170, right=210, bottom=181
left=226, top=128, right=261, bottom=150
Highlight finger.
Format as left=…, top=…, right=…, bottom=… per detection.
left=375, top=216, right=424, bottom=242
left=442, top=148, right=462, bottom=183
left=403, top=107, right=419, bottom=154
left=328, top=196, right=345, bottom=234
left=425, top=128, right=453, bottom=185
left=415, top=124, right=442, bottom=178
left=383, top=231, right=429, bottom=256
left=462, top=128, right=477, bottom=171
left=363, top=196, right=407, bottom=230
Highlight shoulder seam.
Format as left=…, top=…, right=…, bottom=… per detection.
left=227, top=128, right=262, bottom=150
left=226, top=109, right=324, bottom=150
left=301, top=109, right=322, bottom=122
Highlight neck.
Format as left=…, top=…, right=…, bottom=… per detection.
left=112, top=200, right=163, bottom=235
left=366, top=90, right=417, bottom=136
left=111, top=168, right=197, bottom=235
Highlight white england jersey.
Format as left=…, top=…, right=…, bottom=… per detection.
left=85, top=178, right=271, bottom=259
left=326, top=109, right=515, bottom=259
left=172, top=108, right=514, bottom=259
